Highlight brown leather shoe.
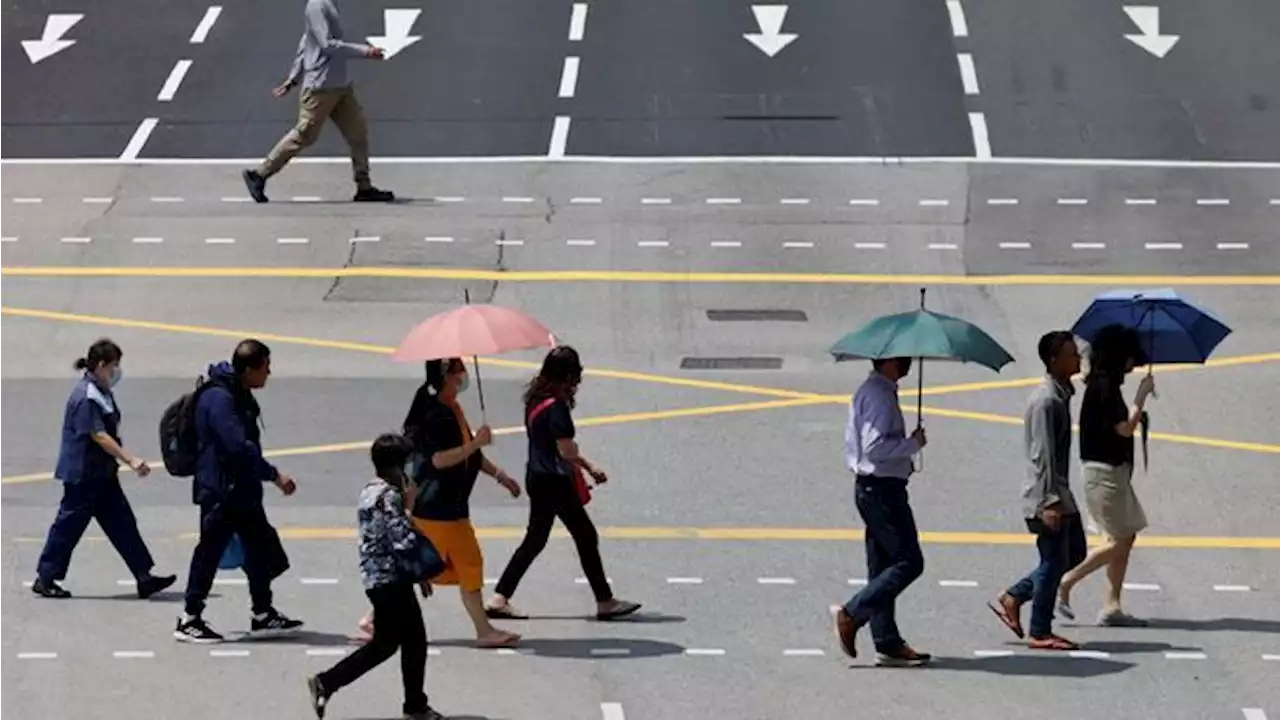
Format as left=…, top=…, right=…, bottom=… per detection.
left=832, top=606, right=858, bottom=658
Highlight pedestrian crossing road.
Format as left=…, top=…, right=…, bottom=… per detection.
left=3, top=0, right=1280, bottom=161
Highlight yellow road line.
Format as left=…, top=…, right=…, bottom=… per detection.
left=1, top=397, right=830, bottom=485
left=17, top=526, right=1278, bottom=550
left=4, top=265, right=1280, bottom=286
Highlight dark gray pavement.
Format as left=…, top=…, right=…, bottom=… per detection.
left=566, top=0, right=972, bottom=156
left=0, top=1, right=209, bottom=158
left=965, top=0, right=1280, bottom=161
left=146, top=0, right=568, bottom=159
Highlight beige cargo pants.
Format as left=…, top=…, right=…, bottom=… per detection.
left=259, top=85, right=372, bottom=188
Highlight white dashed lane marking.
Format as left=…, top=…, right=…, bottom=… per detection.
left=112, top=651, right=155, bottom=659
left=783, top=648, right=826, bottom=657
left=568, top=2, right=588, bottom=41
left=566, top=239, right=596, bottom=246
left=17, top=652, right=57, bottom=660
left=968, top=112, right=991, bottom=160
left=1196, top=198, right=1230, bottom=206
left=60, top=236, right=91, bottom=244
left=641, top=197, right=672, bottom=205
left=291, top=196, right=322, bottom=203
left=637, top=240, right=669, bottom=248
left=999, top=242, right=1031, bottom=250
left=133, top=237, right=164, bottom=244
left=986, top=198, right=1018, bottom=206
left=82, top=196, right=113, bottom=204
left=502, top=196, right=535, bottom=204
left=190, top=6, right=223, bottom=43
left=666, top=577, right=703, bottom=585
left=938, top=579, right=980, bottom=588
left=928, top=243, right=960, bottom=250
left=495, top=239, right=524, bottom=246
left=848, top=198, right=879, bottom=206
left=1262, top=654, right=1280, bottom=661
left=756, top=577, right=796, bottom=585
left=424, top=236, right=455, bottom=243
left=210, top=649, right=250, bottom=657
left=1069, top=650, right=1112, bottom=659
left=1164, top=651, right=1208, bottom=660
left=277, top=237, right=309, bottom=245
left=1123, top=582, right=1161, bottom=591
left=0, top=236, right=16, bottom=243
left=569, top=196, right=602, bottom=204
left=684, top=648, right=726, bottom=656
left=847, top=578, right=868, bottom=586
left=780, top=198, right=810, bottom=205
left=957, top=53, right=979, bottom=95
left=1217, top=242, right=1250, bottom=250
left=1125, top=198, right=1157, bottom=205
left=1057, top=198, right=1088, bottom=205
left=222, top=196, right=252, bottom=203
left=213, top=578, right=247, bottom=586
left=590, top=648, right=631, bottom=657
left=157, top=60, right=193, bottom=102
left=705, top=198, right=742, bottom=205
left=918, top=199, right=950, bottom=207
left=13, top=197, right=43, bottom=203
left=150, top=196, right=184, bottom=203
left=973, top=650, right=1016, bottom=658
left=1242, top=710, right=1268, bottom=720
left=1073, top=242, right=1107, bottom=249
left=306, top=648, right=349, bottom=657
left=1145, top=242, right=1183, bottom=250
left=205, top=237, right=235, bottom=245
left=300, top=578, right=339, bottom=585
left=433, top=196, right=466, bottom=203
left=575, top=577, right=613, bottom=584
left=711, top=241, right=743, bottom=248
left=853, top=242, right=885, bottom=250
left=349, top=236, right=381, bottom=244
left=558, top=57, right=581, bottom=99
left=783, top=241, right=814, bottom=249
left=1213, top=584, right=1252, bottom=592
left=946, top=0, right=969, bottom=36
left=601, top=702, right=626, bottom=720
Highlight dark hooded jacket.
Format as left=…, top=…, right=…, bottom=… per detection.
left=193, top=361, right=278, bottom=507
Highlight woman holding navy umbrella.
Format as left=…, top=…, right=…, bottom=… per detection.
left=1056, top=325, right=1155, bottom=627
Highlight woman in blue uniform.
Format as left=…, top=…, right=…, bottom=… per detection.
left=31, top=338, right=176, bottom=599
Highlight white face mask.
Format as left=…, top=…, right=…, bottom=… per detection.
left=107, top=366, right=123, bottom=388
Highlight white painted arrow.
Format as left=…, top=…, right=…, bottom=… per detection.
left=1123, top=6, right=1179, bottom=58
left=22, top=13, right=84, bottom=64
left=366, top=8, right=421, bottom=59
left=743, top=5, right=797, bottom=57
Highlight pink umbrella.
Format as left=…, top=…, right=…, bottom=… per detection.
left=391, top=295, right=557, bottom=422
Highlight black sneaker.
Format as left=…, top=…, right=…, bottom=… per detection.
left=353, top=186, right=394, bottom=202
left=306, top=676, right=328, bottom=719
left=137, top=574, right=177, bottom=599
left=174, top=615, right=225, bottom=644
left=31, top=578, right=71, bottom=599
left=249, top=608, right=304, bottom=638
left=405, top=708, right=447, bottom=720
left=242, top=169, right=269, bottom=203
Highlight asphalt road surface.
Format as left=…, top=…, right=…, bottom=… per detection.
left=3, top=0, right=1280, bottom=160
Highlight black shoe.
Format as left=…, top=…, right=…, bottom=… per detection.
left=353, top=186, right=394, bottom=202
left=306, top=676, right=328, bottom=719
left=242, top=169, right=268, bottom=203
left=31, top=578, right=71, bottom=599
left=404, top=708, right=447, bottom=720
left=137, top=573, right=177, bottom=599
left=249, top=608, right=304, bottom=638
left=174, top=615, right=225, bottom=643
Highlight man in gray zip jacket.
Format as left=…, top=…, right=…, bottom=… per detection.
left=987, top=331, right=1087, bottom=650
left=243, top=0, right=395, bottom=203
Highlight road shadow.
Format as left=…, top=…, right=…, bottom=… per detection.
left=232, top=630, right=359, bottom=646
left=1059, top=639, right=1204, bottom=655
left=66, top=590, right=212, bottom=603
left=1142, top=617, right=1280, bottom=634
left=515, top=612, right=686, bottom=625
left=429, top=636, right=684, bottom=660
left=279, top=197, right=432, bottom=207
left=917, top=654, right=1135, bottom=678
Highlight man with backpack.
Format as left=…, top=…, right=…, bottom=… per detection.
left=170, top=339, right=304, bottom=643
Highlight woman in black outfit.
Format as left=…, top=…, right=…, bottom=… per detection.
left=485, top=346, right=641, bottom=621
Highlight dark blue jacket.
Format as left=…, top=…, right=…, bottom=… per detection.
left=54, top=373, right=122, bottom=486
left=193, top=362, right=278, bottom=507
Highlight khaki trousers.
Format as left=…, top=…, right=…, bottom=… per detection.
left=259, top=85, right=371, bottom=188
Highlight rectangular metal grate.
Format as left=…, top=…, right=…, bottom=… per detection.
left=680, top=357, right=784, bottom=370
left=706, top=309, right=808, bottom=322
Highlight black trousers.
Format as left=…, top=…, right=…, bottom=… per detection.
left=494, top=471, right=613, bottom=603
left=183, top=501, right=289, bottom=616
left=317, top=581, right=429, bottom=714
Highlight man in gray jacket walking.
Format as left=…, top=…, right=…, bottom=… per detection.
left=243, top=0, right=394, bottom=203
left=987, top=331, right=1087, bottom=650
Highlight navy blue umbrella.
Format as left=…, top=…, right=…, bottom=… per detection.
left=1070, top=289, right=1232, bottom=364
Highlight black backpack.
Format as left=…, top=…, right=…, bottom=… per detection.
left=158, top=377, right=215, bottom=477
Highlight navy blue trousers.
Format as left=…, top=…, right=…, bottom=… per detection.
left=1007, top=514, right=1087, bottom=638
left=843, top=477, right=925, bottom=653
left=37, top=477, right=155, bottom=583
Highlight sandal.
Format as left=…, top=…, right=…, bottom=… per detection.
left=596, top=600, right=642, bottom=621
left=1028, top=634, right=1079, bottom=651
left=987, top=597, right=1025, bottom=639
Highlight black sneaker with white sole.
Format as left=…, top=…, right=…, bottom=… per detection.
left=174, top=615, right=225, bottom=644
left=249, top=608, right=304, bottom=638
left=31, top=578, right=72, bottom=598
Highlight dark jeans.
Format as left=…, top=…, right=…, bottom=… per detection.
left=183, top=501, right=289, bottom=616
left=1007, top=513, right=1087, bottom=638
left=37, top=477, right=155, bottom=583
left=318, top=581, right=429, bottom=714
left=494, top=471, right=613, bottom=603
left=843, top=477, right=925, bottom=653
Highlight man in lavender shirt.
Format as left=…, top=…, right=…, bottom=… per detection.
left=832, top=357, right=931, bottom=667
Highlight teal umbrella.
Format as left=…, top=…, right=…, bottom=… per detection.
left=829, top=289, right=1015, bottom=428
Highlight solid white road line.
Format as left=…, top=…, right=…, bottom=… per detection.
left=570, top=196, right=602, bottom=204
left=973, top=650, right=1015, bottom=658
left=566, top=239, right=596, bottom=246
left=1145, top=242, right=1183, bottom=250
left=424, top=236, right=455, bottom=243
left=1213, top=584, right=1252, bottom=592
left=17, top=652, right=57, bottom=660
left=986, top=198, right=1018, bottom=205
left=133, top=237, right=165, bottom=244
left=784, top=648, right=826, bottom=656
left=783, top=241, right=814, bottom=248
left=210, top=649, right=251, bottom=657
left=998, top=242, right=1031, bottom=250
left=1242, top=710, right=1268, bottom=720
left=113, top=651, right=155, bottom=659
left=590, top=648, right=631, bottom=657
left=120, top=118, right=159, bottom=161
left=666, top=577, right=703, bottom=584
left=1217, top=242, right=1250, bottom=250
left=685, top=648, right=726, bottom=656
left=569, top=3, right=588, bottom=41
left=548, top=116, right=571, bottom=159
left=968, top=112, right=991, bottom=159
left=558, top=57, right=581, bottom=99
left=277, top=237, right=309, bottom=245
left=757, top=577, right=796, bottom=585
left=190, top=6, right=223, bottom=43
left=205, top=237, right=235, bottom=245
left=641, top=197, right=672, bottom=205
left=158, top=60, right=193, bottom=102
left=60, top=236, right=92, bottom=244
left=1073, top=242, right=1107, bottom=249
left=957, top=53, right=980, bottom=95
left=1164, top=651, right=1208, bottom=660
left=601, top=703, right=626, bottom=720
left=946, top=0, right=969, bottom=36
left=939, top=579, right=980, bottom=587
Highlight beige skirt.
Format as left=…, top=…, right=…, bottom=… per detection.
left=1083, top=461, right=1148, bottom=539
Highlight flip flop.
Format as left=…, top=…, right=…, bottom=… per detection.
left=596, top=600, right=642, bottom=621
left=987, top=599, right=1025, bottom=639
